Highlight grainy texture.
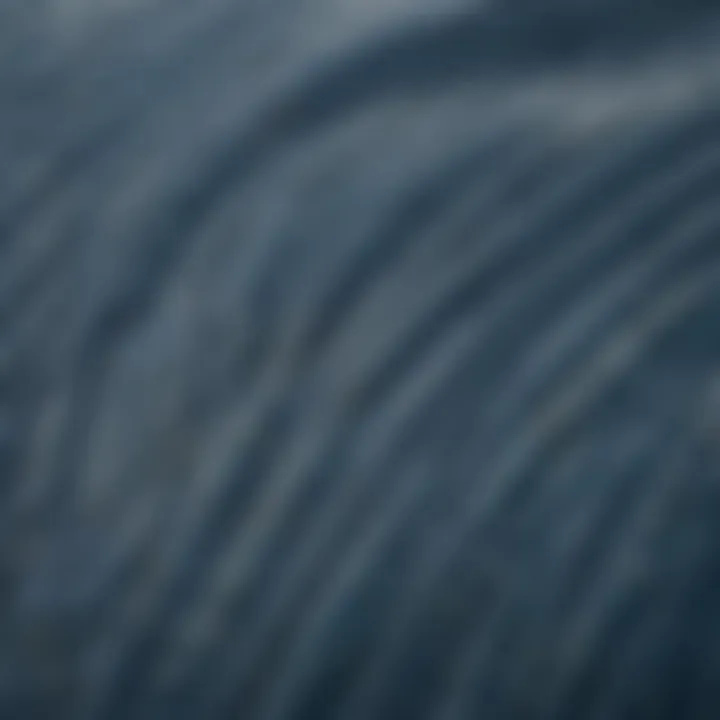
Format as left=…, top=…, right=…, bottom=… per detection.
left=2, top=1, right=720, bottom=718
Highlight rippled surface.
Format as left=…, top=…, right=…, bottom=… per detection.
left=2, top=2, right=720, bottom=718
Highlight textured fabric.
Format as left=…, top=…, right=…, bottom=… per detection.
left=2, top=2, right=720, bottom=718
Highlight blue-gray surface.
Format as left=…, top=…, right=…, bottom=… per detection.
left=2, top=1, right=720, bottom=718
